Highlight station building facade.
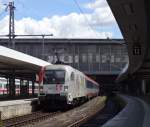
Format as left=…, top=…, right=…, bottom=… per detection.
left=0, top=38, right=128, bottom=76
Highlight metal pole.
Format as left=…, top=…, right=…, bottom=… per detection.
left=142, top=80, right=146, bottom=95
left=12, top=1, right=15, bottom=49
left=8, top=1, right=15, bottom=49
left=8, top=2, right=12, bottom=48
left=42, top=35, right=45, bottom=59
left=99, top=45, right=101, bottom=71
left=32, top=80, right=35, bottom=96
left=78, top=45, right=79, bottom=69
left=109, top=45, right=111, bottom=73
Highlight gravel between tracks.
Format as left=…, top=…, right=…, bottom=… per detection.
left=29, top=96, right=106, bottom=127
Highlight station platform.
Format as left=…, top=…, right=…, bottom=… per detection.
left=102, top=95, right=150, bottom=127
left=0, top=98, right=38, bottom=120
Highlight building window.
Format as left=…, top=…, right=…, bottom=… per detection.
left=82, top=54, right=87, bottom=63
left=47, top=55, right=54, bottom=63
left=68, top=55, right=73, bottom=63
left=110, top=55, right=115, bottom=63
left=101, top=55, right=107, bottom=63
left=88, top=53, right=93, bottom=63
left=96, top=54, right=100, bottom=63
left=75, top=55, right=79, bottom=63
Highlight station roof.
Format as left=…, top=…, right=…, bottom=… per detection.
left=107, top=0, right=150, bottom=80
left=0, top=38, right=124, bottom=44
left=0, top=46, right=51, bottom=79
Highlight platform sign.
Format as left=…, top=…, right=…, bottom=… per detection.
left=133, top=44, right=141, bottom=55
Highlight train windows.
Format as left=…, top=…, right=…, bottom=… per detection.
left=43, top=70, right=65, bottom=84
left=86, top=80, right=98, bottom=89
left=29, top=85, right=32, bottom=89
left=70, top=72, right=74, bottom=81
left=0, top=83, right=2, bottom=88
left=16, top=85, right=20, bottom=89
left=86, top=80, right=93, bottom=88
left=3, top=84, right=7, bottom=88
left=34, top=86, right=39, bottom=89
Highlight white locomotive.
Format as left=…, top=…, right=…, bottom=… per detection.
left=38, top=65, right=99, bottom=106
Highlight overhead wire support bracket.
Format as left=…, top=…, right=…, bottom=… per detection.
left=5, top=1, right=15, bottom=49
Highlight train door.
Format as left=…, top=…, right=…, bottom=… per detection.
left=75, top=73, right=80, bottom=97
left=80, top=76, right=85, bottom=97
left=69, top=72, right=75, bottom=99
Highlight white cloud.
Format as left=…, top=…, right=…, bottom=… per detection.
left=84, top=0, right=108, bottom=9
left=0, top=0, right=118, bottom=39
left=84, top=0, right=115, bottom=26
left=0, top=13, right=113, bottom=38
left=0, top=15, right=9, bottom=34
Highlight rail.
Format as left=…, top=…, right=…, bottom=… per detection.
left=2, top=111, right=60, bottom=127
left=66, top=104, right=109, bottom=127
left=67, top=113, right=92, bottom=127
left=67, top=95, right=123, bottom=127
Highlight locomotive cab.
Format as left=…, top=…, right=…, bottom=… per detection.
left=38, top=65, right=74, bottom=105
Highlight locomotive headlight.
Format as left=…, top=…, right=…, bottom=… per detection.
left=64, top=86, right=68, bottom=91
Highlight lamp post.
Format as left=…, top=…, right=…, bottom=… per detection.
left=42, top=35, right=45, bottom=60
left=42, top=34, right=53, bottom=60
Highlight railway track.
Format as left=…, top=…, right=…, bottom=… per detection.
left=67, top=97, right=121, bottom=127
left=67, top=113, right=92, bottom=127
left=66, top=107, right=106, bottom=127
left=2, top=97, right=109, bottom=127
left=2, top=111, right=60, bottom=127
left=29, top=96, right=107, bottom=127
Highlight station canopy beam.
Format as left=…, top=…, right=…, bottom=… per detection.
left=0, top=45, right=51, bottom=80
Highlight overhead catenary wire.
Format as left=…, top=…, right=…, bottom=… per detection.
left=73, top=0, right=99, bottom=38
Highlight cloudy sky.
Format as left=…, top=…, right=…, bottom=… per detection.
left=0, top=0, right=123, bottom=38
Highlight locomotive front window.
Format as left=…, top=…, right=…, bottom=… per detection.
left=43, top=70, right=65, bottom=84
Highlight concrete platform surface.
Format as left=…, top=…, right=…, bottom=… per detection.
left=0, top=98, right=37, bottom=106
left=102, top=95, right=150, bottom=127
left=0, top=98, right=37, bottom=120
